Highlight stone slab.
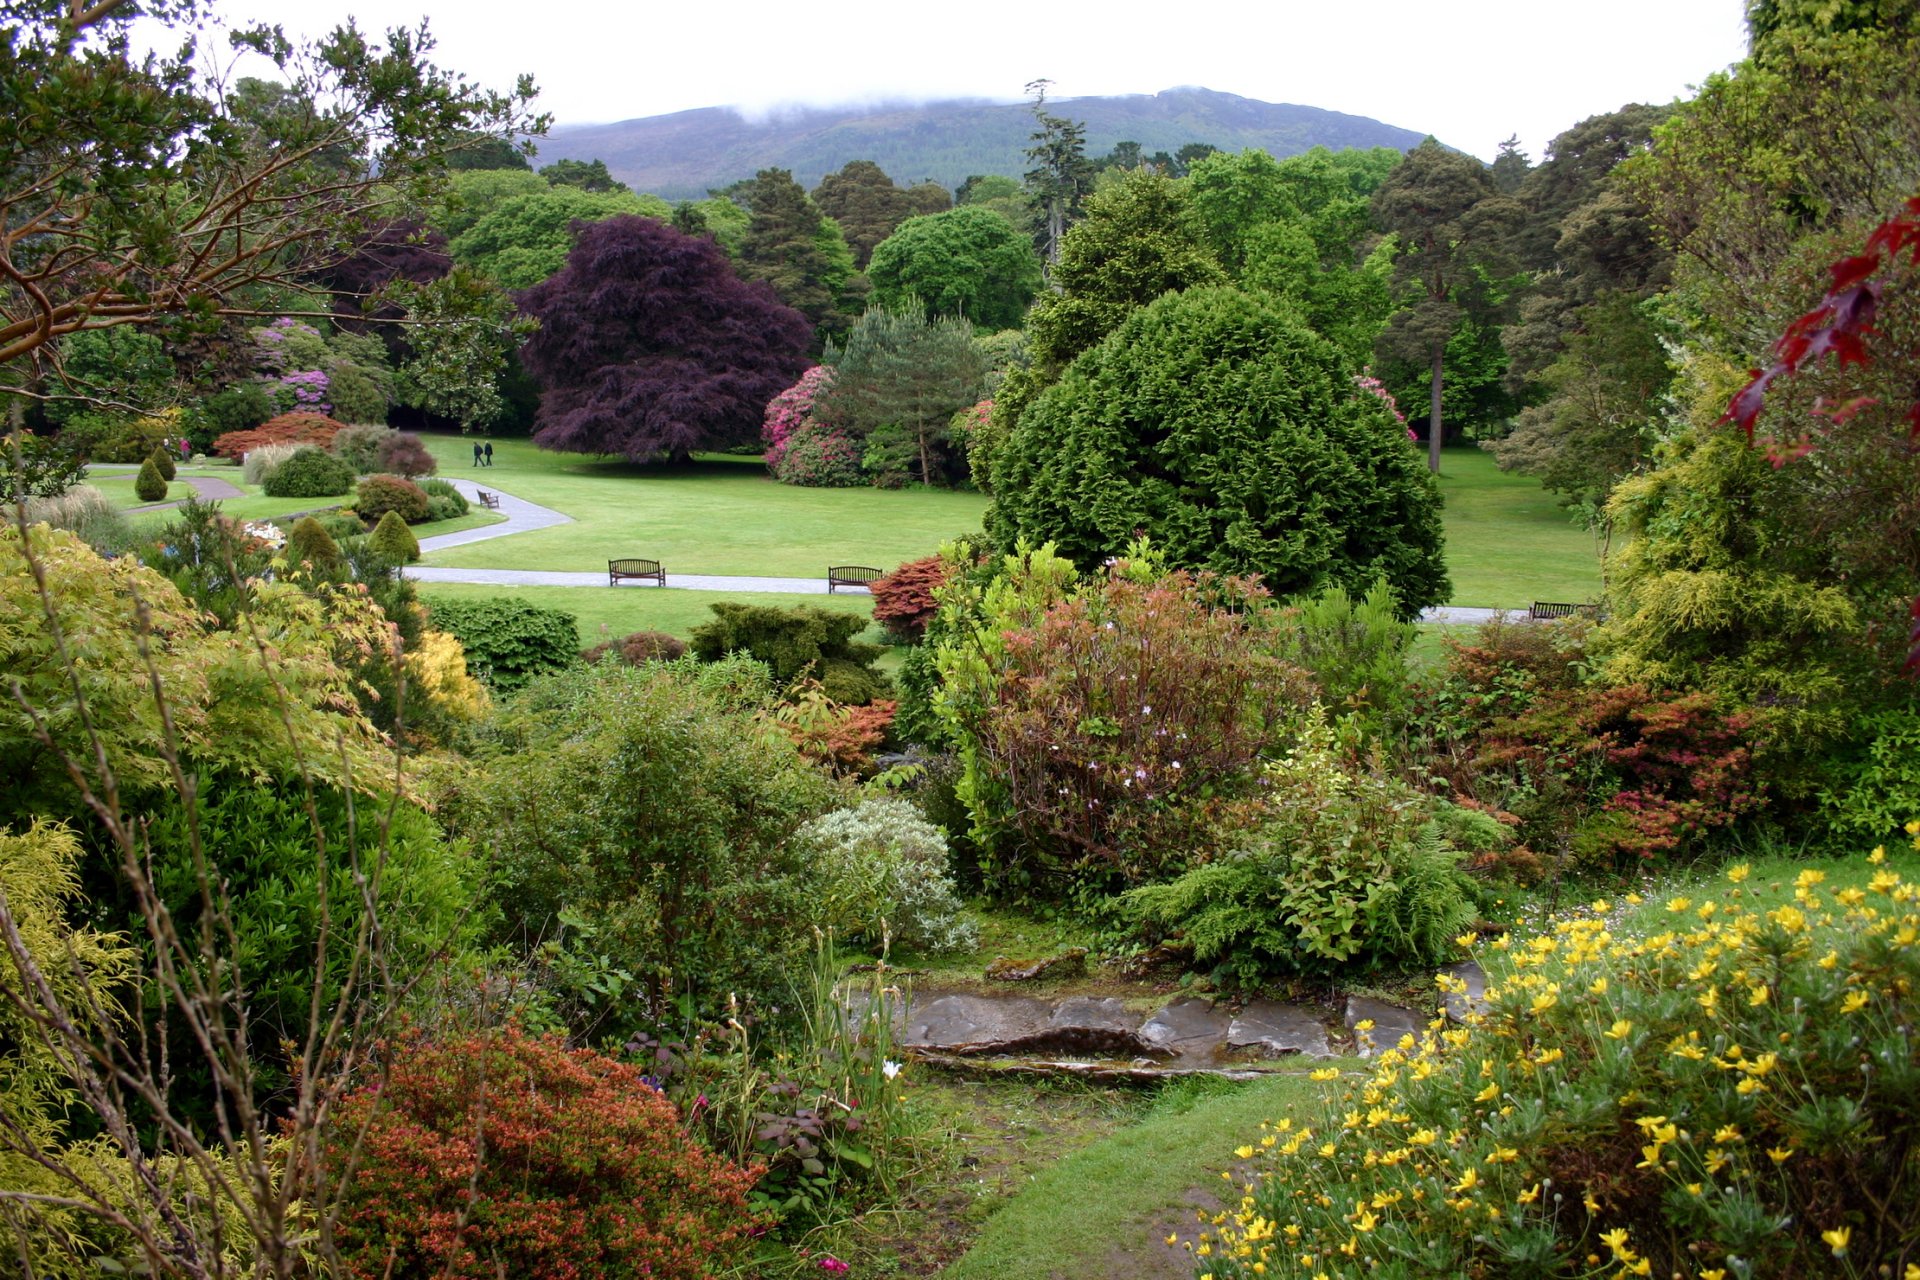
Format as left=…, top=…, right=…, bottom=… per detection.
left=1139, top=998, right=1232, bottom=1058
left=1441, top=960, right=1489, bottom=1023
left=1227, top=1000, right=1333, bottom=1059
left=1344, top=996, right=1426, bottom=1058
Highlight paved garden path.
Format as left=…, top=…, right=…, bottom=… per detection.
left=404, top=477, right=1510, bottom=617
left=127, top=473, right=245, bottom=512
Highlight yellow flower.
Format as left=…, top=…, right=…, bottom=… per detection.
left=1486, top=1147, right=1519, bottom=1164
left=1842, top=990, right=1870, bottom=1014
left=1600, top=1226, right=1633, bottom=1258
left=1701, top=1271, right=1727, bottom=1280
left=1354, top=1209, right=1377, bottom=1232
left=1698, top=986, right=1720, bottom=1012
left=1516, top=1183, right=1540, bottom=1205
left=1353, top=1018, right=1375, bottom=1032
left=1822, top=1226, right=1851, bottom=1255
left=1735, top=1077, right=1765, bottom=1095
left=1235, top=1145, right=1255, bottom=1160
left=1769, top=1146, right=1795, bottom=1165
left=1454, top=932, right=1479, bottom=948
left=1474, top=1082, right=1500, bottom=1103
left=1310, top=1067, right=1339, bottom=1081
left=1667, top=896, right=1692, bottom=913
left=1870, top=846, right=1887, bottom=864
left=1604, top=1019, right=1634, bottom=1040
left=1589, top=976, right=1609, bottom=994
left=1727, top=863, right=1751, bottom=883
left=1713, top=1125, right=1742, bottom=1144
left=1531, top=991, right=1558, bottom=1014
left=1452, top=1167, right=1480, bottom=1192
left=1748, top=983, right=1771, bottom=1007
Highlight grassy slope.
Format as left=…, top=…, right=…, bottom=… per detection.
left=1434, top=447, right=1603, bottom=608
left=939, top=1072, right=1341, bottom=1280
left=416, top=433, right=989, bottom=578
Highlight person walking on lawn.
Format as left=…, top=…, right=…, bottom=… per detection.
left=484, top=440, right=494, bottom=467
left=473, top=440, right=483, bottom=467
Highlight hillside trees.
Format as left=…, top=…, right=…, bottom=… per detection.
left=867, top=206, right=1043, bottom=329
left=519, top=215, right=812, bottom=460
left=0, top=0, right=541, bottom=372
left=988, top=287, right=1448, bottom=614
left=1372, top=139, right=1524, bottom=470
left=449, top=185, right=672, bottom=289
left=738, top=168, right=862, bottom=338
left=815, top=304, right=989, bottom=485
left=812, top=159, right=912, bottom=266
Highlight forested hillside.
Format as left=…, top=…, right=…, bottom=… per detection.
left=541, top=86, right=1428, bottom=198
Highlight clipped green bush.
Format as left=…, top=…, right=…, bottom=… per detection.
left=419, top=477, right=469, bottom=514
left=329, top=423, right=393, bottom=473
left=261, top=446, right=355, bottom=498
left=133, top=456, right=168, bottom=502
left=355, top=472, right=429, bottom=524
left=426, top=596, right=578, bottom=691
left=146, top=445, right=177, bottom=482
left=369, top=510, right=420, bottom=563
left=988, top=286, right=1449, bottom=617
left=690, top=602, right=888, bottom=704
left=283, top=515, right=344, bottom=571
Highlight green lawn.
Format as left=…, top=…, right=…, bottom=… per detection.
left=416, top=433, right=988, bottom=578
left=1434, top=447, right=1603, bottom=608
left=939, top=1071, right=1342, bottom=1280
left=413, top=580, right=883, bottom=647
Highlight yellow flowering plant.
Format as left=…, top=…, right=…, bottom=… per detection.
left=1194, top=848, right=1920, bottom=1279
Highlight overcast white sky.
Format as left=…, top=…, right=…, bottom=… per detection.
left=173, top=0, right=1751, bottom=163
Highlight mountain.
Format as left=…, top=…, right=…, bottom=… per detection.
left=539, top=87, right=1431, bottom=201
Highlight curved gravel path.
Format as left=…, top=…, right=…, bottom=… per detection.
left=127, top=474, right=245, bottom=511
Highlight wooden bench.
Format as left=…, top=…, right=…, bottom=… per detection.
left=1528, top=601, right=1600, bottom=620
left=827, top=564, right=884, bottom=593
left=608, top=558, right=666, bottom=587
left=475, top=490, right=501, bottom=510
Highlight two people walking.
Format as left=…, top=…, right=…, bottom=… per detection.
left=471, top=440, right=495, bottom=467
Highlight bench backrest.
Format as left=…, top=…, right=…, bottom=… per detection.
left=828, top=565, right=885, bottom=583
left=609, top=558, right=662, bottom=573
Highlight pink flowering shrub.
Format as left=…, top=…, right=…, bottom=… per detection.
left=762, top=365, right=835, bottom=474
left=1354, top=370, right=1415, bottom=441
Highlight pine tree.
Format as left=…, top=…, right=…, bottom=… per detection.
left=739, top=169, right=844, bottom=333
left=1022, top=80, right=1095, bottom=267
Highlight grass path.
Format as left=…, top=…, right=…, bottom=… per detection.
left=412, top=580, right=878, bottom=648
left=938, top=1071, right=1336, bottom=1280
left=1435, top=448, right=1603, bottom=608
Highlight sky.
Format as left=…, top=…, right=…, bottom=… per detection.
left=164, top=0, right=1752, bottom=163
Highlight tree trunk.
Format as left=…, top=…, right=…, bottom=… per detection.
left=1428, top=345, right=1445, bottom=474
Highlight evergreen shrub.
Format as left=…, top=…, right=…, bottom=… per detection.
left=369, top=510, right=420, bottom=563
left=690, top=602, right=888, bottom=704
left=146, top=446, right=177, bottom=482
left=425, top=596, right=577, bottom=691
left=284, top=515, right=343, bottom=571
left=798, top=797, right=976, bottom=953
left=355, top=473, right=430, bottom=524
left=261, top=446, right=355, bottom=498
left=133, top=457, right=167, bottom=502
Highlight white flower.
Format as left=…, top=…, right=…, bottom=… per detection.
left=882, top=1060, right=902, bottom=1080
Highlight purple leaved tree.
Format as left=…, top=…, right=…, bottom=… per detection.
left=519, top=215, right=813, bottom=460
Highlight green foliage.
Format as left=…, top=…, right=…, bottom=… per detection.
left=867, top=206, right=1043, bottom=329
left=330, top=1026, right=761, bottom=1280
left=1, top=430, right=86, bottom=500
left=133, top=456, right=167, bottom=502
left=454, top=661, right=838, bottom=1031
left=42, top=327, right=176, bottom=426
left=1269, top=578, right=1419, bottom=737
left=354, top=472, right=430, bottom=523
left=260, top=445, right=355, bottom=498
left=817, top=302, right=988, bottom=486
left=146, top=445, right=176, bottom=482
left=200, top=381, right=276, bottom=438
left=425, top=595, right=579, bottom=692
left=931, top=542, right=1311, bottom=893
left=1197, top=854, right=1920, bottom=1278
left=988, top=286, right=1450, bottom=616
left=690, top=601, right=889, bottom=704
left=284, top=514, right=344, bottom=571
left=738, top=167, right=857, bottom=337
left=1122, top=711, right=1475, bottom=981
left=449, top=186, right=672, bottom=289
left=811, top=159, right=911, bottom=267
left=1024, top=168, right=1226, bottom=376
left=797, top=797, right=976, bottom=953
left=369, top=509, right=420, bottom=562
left=1819, top=706, right=1920, bottom=839
left=330, top=423, right=393, bottom=472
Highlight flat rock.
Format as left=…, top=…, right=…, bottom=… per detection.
left=1344, top=996, right=1425, bottom=1058
left=1227, top=1000, right=1333, bottom=1059
left=1441, top=960, right=1489, bottom=1022
left=900, top=991, right=1150, bottom=1057
left=1139, top=998, right=1231, bottom=1059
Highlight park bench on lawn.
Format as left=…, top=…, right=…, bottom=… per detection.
left=827, top=564, right=884, bottom=593
left=609, top=558, right=666, bottom=587
left=1528, top=601, right=1600, bottom=620
left=475, top=490, right=501, bottom=510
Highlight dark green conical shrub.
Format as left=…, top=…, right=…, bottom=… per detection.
left=134, top=456, right=168, bottom=502
left=285, top=514, right=344, bottom=570
left=369, top=509, right=421, bottom=563
left=147, top=445, right=177, bottom=481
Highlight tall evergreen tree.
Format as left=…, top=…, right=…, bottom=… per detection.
left=812, top=161, right=910, bottom=267
left=1022, top=80, right=1095, bottom=267
left=1371, top=140, right=1521, bottom=472
left=738, top=169, right=846, bottom=336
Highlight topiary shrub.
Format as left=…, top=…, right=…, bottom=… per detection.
left=425, top=596, right=578, bottom=691
left=868, top=554, right=950, bottom=643
left=146, top=445, right=177, bottom=482
left=419, top=476, right=469, bottom=514
left=1197, top=850, right=1920, bottom=1279
left=377, top=431, right=436, bottom=478
left=582, top=630, right=688, bottom=667
left=260, top=445, right=355, bottom=498
left=355, top=473, right=430, bottom=524
left=690, top=601, right=888, bottom=703
left=797, top=796, right=976, bottom=953
left=283, top=515, right=344, bottom=570
left=369, top=509, right=420, bottom=563
left=330, top=1026, right=762, bottom=1280
left=133, top=456, right=168, bottom=502
left=988, top=286, right=1449, bottom=617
